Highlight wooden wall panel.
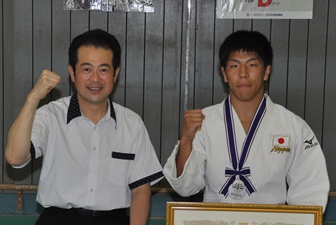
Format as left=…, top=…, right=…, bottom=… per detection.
left=194, top=0, right=215, bottom=109
left=69, top=10, right=89, bottom=96
left=269, top=20, right=290, bottom=107
left=2, top=0, right=14, bottom=186
left=323, top=0, right=336, bottom=193
left=1, top=0, right=336, bottom=190
left=253, top=20, right=271, bottom=93
left=71, top=11, right=90, bottom=39
left=287, top=20, right=309, bottom=118
left=305, top=1, right=329, bottom=142
left=143, top=2, right=164, bottom=158
left=108, top=12, right=127, bottom=105
left=213, top=18, right=232, bottom=104
left=51, top=0, right=72, bottom=98
left=213, top=34, right=226, bottom=103
left=6, top=0, right=33, bottom=185
left=125, top=13, right=146, bottom=117
left=89, top=10, right=108, bottom=30
left=32, top=0, right=52, bottom=185
left=160, top=0, right=183, bottom=187
left=34, top=0, right=52, bottom=105
left=234, top=19, right=252, bottom=31
left=252, top=19, right=271, bottom=35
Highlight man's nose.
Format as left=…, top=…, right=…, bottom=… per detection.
left=239, top=65, right=248, bottom=78
left=90, top=71, right=100, bottom=81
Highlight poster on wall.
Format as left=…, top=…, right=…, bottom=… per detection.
left=216, top=0, right=314, bottom=19
left=63, top=0, right=154, bottom=12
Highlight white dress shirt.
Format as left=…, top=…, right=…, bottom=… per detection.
left=21, top=93, right=163, bottom=210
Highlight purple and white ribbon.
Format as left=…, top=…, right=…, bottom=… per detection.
left=219, top=96, right=267, bottom=197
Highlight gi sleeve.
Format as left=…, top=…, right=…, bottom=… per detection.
left=286, top=116, right=330, bottom=212
left=163, top=140, right=206, bottom=197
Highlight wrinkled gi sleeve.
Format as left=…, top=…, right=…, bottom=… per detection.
left=286, top=116, right=330, bottom=212
left=163, top=139, right=207, bottom=197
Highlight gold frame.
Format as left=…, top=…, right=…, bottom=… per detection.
left=166, top=202, right=322, bottom=225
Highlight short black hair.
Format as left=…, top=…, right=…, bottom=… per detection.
left=219, top=30, right=273, bottom=69
left=68, top=29, right=121, bottom=71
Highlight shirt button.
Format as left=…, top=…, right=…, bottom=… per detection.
left=90, top=189, right=93, bottom=192
left=93, top=147, right=96, bottom=150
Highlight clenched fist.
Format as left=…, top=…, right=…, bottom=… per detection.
left=180, top=109, right=205, bottom=142
left=28, top=70, right=61, bottom=102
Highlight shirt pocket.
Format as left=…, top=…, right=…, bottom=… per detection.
left=110, top=151, right=135, bottom=186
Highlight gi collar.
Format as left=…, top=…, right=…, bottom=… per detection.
left=66, top=92, right=117, bottom=124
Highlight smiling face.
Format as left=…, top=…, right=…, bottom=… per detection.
left=222, top=50, right=271, bottom=103
left=68, top=46, right=120, bottom=109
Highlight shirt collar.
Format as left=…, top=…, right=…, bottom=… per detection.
left=66, top=92, right=116, bottom=124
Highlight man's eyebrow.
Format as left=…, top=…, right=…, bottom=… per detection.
left=79, top=62, right=111, bottom=67
left=228, top=57, right=261, bottom=63
left=98, top=63, right=111, bottom=68
left=246, top=57, right=261, bottom=62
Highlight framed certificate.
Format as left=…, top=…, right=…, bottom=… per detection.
left=166, top=202, right=322, bottom=225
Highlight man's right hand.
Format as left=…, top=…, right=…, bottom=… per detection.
left=176, top=109, right=205, bottom=177
left=6, top=70, right=61, bottom=167
left=28, top=70, right=61, bottom=102
left=180, top=109, right=205, bottom=142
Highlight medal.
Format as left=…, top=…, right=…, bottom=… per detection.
left=228, top=175, right=246, bottom=200
left=219, top=96, right=267, bottom=199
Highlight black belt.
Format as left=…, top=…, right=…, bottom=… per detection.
left=47, top=207, right=128, bottom=217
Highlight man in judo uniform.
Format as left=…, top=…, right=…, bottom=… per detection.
left=163, top=30, right=330, bottom=211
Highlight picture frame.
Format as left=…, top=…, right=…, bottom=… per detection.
left=166, top=202, right=322, bottom=225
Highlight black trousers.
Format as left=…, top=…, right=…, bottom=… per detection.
left=35, top=207, right=130, bottom=225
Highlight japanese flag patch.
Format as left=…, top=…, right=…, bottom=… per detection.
left=273, top=135, right=290, bottom=147
left=271, top=135, right=291, bottom=154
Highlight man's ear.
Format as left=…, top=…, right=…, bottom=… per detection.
left=264, top=65, right=271, bottom=81
left=68, top=65, right=75, bottom=82
left=221, top=67, right=228, bottom=83
left=113, top=67, right=120, bottom=83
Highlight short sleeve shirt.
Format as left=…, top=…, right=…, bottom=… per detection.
left=30, top=93, right=163, bottom=210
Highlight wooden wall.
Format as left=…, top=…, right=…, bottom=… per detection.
left=1, top=0, right=336, bottom=190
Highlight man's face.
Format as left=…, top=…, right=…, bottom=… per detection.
left=221, top=50, right=270, bottom=103
left=68, top=46, right=120, bottom=107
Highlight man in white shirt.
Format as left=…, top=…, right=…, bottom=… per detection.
left=6, top=29, right=163, bottom=225
left=163, top=30, right=329, bottom=211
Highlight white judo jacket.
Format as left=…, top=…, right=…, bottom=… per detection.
left=164, top=95, right=329, bottom=211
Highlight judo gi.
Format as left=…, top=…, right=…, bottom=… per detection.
left=163, top=94, right=329, bottom=211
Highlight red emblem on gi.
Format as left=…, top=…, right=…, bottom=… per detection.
left=278, top=138, right=285, bottom=144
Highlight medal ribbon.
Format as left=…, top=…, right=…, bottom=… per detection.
left=219, top=96, right=267, bottom=197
